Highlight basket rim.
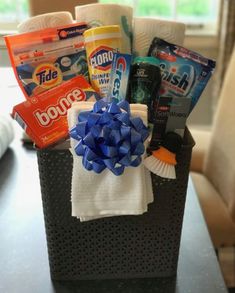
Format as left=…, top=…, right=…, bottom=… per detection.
left=36, top=127, right=195, bottom=153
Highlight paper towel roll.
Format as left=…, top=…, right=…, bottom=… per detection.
left=18, top=11, right=74, bottom=33
left=133, top=17, right=186, bottom=57
left=75, top=3, right=133, bottom=54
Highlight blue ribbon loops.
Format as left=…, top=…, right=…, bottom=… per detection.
left=70, top=100, right=149, bottom=176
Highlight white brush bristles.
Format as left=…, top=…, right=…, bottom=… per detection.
left=144, top=155, right=176, bottom=179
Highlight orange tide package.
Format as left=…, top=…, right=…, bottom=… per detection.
left=5, top=22, right=88, bottom=100
left=12, top=76, right=100, bottom=148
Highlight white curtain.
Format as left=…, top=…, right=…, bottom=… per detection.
left=214, top=0, right=235, bottom=103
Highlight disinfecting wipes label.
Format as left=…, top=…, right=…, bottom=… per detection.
left=88, top=45, right=114, bottom=98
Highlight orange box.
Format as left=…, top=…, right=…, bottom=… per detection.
left=5, top=22, right=88, bottom=99
left=12, top=76, right=99, bottom=148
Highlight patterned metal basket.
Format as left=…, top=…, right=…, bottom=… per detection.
left=37, top=128, right=194, bottom=280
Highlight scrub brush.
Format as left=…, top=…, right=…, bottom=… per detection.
left=144, top=132, right=183, bottom=179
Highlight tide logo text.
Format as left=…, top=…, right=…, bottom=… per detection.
left=34, top=88, right=85, bottom=127
left=33, top=63, right=62, bottom=89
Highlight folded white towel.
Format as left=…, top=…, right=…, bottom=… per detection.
left=0, top=116, right=14, bottom=159
left=67, top=102, right=153, bottom=222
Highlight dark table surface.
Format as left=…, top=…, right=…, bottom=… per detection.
left=0, top=139, right=228, bottom=293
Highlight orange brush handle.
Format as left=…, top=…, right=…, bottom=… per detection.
left=152, top=147, right=177, bottom=165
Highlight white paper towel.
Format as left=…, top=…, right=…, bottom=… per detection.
left=75, top=3, right=133, bottom=54
left=18, top=11, right=74, bottom=33
left=133, top=17, right=186, bottom=57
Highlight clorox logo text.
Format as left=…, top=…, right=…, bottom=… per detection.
left=90, top=46, right=114, bottom=71
left=33, top=63, right=62, bottom=89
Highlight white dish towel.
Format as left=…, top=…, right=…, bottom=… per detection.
left=67, top=102, right=153, bottom=222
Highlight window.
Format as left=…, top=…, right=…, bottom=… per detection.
left=0, top=0, right=29, bottom=32
left=100, top=0, right=221, bottom=35
left=0, top=0, right=220, bottom=35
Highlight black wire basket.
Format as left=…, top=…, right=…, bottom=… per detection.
left=37, top=127, right=194, bottom=280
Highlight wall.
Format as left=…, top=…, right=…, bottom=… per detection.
left=28, top=0, right=98, bottom=18
left=184, top=35, right=219, bottom=128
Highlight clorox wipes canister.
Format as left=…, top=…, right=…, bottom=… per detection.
left=84, top=25, right=122, bottom=98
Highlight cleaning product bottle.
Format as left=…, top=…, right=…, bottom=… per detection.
left=83, top=25, right=122, bottom=99
left=129, top=57, right=162, bottom=123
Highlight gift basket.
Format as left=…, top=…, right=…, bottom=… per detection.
left=5, top=3, right=216, bottom=280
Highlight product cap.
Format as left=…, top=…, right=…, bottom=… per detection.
left=83, top=25, right=121, bottom=43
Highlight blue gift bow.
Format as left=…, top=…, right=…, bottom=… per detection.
left=70, top=100, right=149, bottom=176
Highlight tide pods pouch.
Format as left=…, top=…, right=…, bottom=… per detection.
left=12, top=75, right=100, bottom=148
left=148, top=38, right=216, bottom=112
left=5, top=22, right=88, bottom=100
left=107, top=52, right=132, bottom=102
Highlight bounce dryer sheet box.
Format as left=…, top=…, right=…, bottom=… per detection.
left=12, top=76, right=99, bottom=148
left=5, top=22, right=88, bottom=99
